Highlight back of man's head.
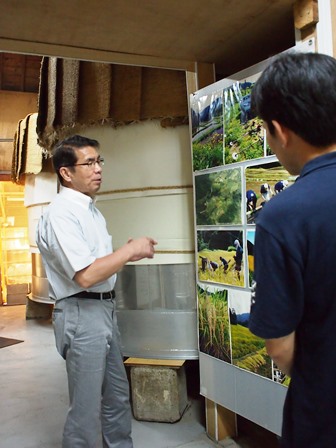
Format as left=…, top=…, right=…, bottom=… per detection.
left=252, top=52, right=336, bottom=147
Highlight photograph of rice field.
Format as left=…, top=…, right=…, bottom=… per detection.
left=245, top=161, right=296, bottom=224
left=246, top=229, right=255, bottom=287
left=198, top=284, right=231, bottom=363
left=229, top=289, right=272, bottom=379
left=224, top=81, right=265, bottom=165
left=195, top=167, right=242, bottom=226
left=191, top=91, right=224, bottom=171
left=197, top=230, right=245, bottom=287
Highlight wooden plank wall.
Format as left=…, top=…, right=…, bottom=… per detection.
left=0, top=53, right=41, bottom=93
left=0, top=91, right=38, bottom=173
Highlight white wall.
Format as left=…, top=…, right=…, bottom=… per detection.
left=81, top=121, right=195, bottom=264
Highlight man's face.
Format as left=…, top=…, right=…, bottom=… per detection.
left=66, top=146, right=103, bottom=197
left=263, top=121, right=300, bottom=175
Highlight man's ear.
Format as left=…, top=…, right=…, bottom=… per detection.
left=59, top=167, right=72, bottom=183
left=271, top=120, right=290, bottom=148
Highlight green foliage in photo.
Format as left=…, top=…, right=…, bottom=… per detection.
left=198, top=287, right=231, bottom=363
left=195, top=169, right=242, bottom=225
left=192, top=118, right=224, bottom=171
left=225, top=116, right=264, bottom=164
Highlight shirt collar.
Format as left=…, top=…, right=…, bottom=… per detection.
left=300, top=151, right=336, bottom=179
left=59, top=186, right=95, bottom=210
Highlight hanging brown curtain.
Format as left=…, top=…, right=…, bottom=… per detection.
left=37, top=57, right=188, bottom=151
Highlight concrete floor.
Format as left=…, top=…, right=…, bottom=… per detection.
left=0, top=304, right=278, bottom=448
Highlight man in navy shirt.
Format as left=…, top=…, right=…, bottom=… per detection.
left=248, top=52, right=336, bottom=447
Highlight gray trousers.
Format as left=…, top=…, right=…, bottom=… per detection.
left=52, top=297, right=133, bottom=448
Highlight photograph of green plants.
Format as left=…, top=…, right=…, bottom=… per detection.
left=198, top=284, right=231, bottom=363
left=191, top=91, right=224, bottom=171
left=195, top=167, right=242, bottom=226
left=224, top=81, right=265, bottom=165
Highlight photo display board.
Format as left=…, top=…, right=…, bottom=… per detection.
left=191, top=39, right=315, bottom=435
left=191, top=66, right=297, bottom=390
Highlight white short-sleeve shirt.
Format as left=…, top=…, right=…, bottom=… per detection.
left=36, top=187, right=116, bottom=300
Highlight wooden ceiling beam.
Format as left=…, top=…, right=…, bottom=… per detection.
left=294, top=0, right=319, bottom=31
left=0, top=38, right=196, bottom=73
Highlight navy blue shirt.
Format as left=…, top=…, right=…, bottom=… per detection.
left=249, top=152, right=336, bottom=447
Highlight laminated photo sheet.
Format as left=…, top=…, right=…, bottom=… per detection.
left=190, top=90, right=224, bottom=171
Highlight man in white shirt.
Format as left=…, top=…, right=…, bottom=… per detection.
left=36, top=134, right=157, bottom=448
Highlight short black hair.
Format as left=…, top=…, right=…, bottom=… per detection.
left=52, top=135, right=100, bottom=184
left=251, top=52, right=336, bottom=147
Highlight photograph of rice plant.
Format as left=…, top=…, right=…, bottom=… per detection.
left=195, top=168, right=242, bottom=226
left=191, top=90, right=224, bottom=171
left=245, top=161, right=296, bottom=224
left=224, top=81, right=264, bottom=165
left=229, top=289, right=272, bottom=379
left=197, top=230, right=244, bottom=287
left=198, top=284, right=232, bottom=363
left=246, top=229, right=255, bottom=287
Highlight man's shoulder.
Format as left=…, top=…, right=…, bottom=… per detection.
left=255, top=184, right=307, bottom=237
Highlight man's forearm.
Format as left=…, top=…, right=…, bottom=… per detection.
left=265, top=332, right=295, bottom=376
left=73, top=237, right=157, bottom=289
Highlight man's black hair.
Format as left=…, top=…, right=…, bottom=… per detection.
left=251, top=52, right=336, bottom=147
left=52, top=135, right=100, bottom=184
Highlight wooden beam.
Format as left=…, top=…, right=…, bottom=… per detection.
left=294, top=0, right=319, bottom=31
left=124, top=358, right=185, bottom=368
left=0, top=38, right=196, bottom=72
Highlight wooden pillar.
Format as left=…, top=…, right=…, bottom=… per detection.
left=294, top=0, right=319, bottom=43
left=205, top=398, right=237, bottom=442
left=185, top=61, right=215, bottom=98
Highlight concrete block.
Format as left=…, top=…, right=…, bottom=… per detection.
left=25, top=296, right=53, bottom=320
left=130, top=364, right=188, bottom=423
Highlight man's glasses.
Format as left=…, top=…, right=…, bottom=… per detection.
left=67, top=158, right=105, bottom=169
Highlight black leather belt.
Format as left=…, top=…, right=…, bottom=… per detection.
left=69, top=290, right=115, bottom=300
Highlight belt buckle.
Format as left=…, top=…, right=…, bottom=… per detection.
left=102, top=291, right=112, bottom=300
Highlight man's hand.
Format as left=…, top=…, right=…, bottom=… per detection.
left=127, top=237, right=158, bottom=261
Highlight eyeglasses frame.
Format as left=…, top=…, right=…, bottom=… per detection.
left=64, top=158, right=105, bottom=169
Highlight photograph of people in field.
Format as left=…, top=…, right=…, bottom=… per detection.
left=198, top=284, right=232, bottom=363
left=195, top=167, right=242, bottom=226
left=246, top=229, right=255, bottom=287
left=229, top=289, right=272, bottom=379
left=197, top=230, right=244, bottom=287
left=224, top=80, right=265, bottom=165
left=191, top=90, right=224, bottom=171
left=245, top=161, right=296, bottom=224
